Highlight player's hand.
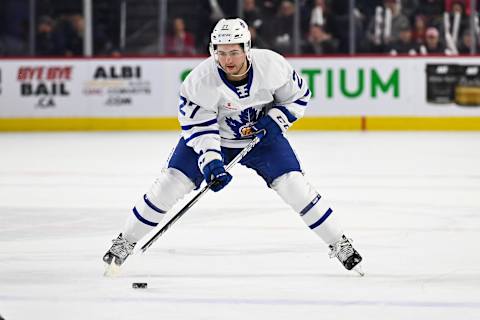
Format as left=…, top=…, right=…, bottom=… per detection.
left=202, top=159, right=232, bottom=192
left=252, top=115, right=283, bottom=145
left=252, top=106, right=296, bottom=145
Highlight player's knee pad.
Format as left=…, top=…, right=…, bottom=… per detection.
left=271, top=171, right=318, bottom=212
left=271, top=171, right=333, bottom=228
left=124, top=168, right=195, bottom=242
left=147, top=167, right=195, bottom=211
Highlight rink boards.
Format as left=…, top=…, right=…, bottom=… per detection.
left=0, top=56, right=479, bottom=131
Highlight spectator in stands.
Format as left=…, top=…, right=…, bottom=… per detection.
left=384, top=0, right=411, bottom=43
left=445, top=0, right=473, bottom=15
left=419, top=26, right=449, bottom=54
left=35, top=16, right=56, bottom=56
left=357, top=0, right=384, bottom=21
left=268, top=0, right=296, bottom=54
left=249, top=26, right=271, bottom=49
left=365, top=0, right=410, bottom=51
left=68, top=14, right=85, bottom=56
left=260, top=0, right=283, bottom=18
left=411, top=14, right=428, bottom=45
left=243, top=0, right=270, bottom=49
left=328, top=0, right=364, bottom=53
left=443, top=0, right=470, bottom=50
left=399, top=0, right=420, bottom=19
left=0, top=32, right=26, bottom=56
left=309, top=0, right=328, bottom=27
left=166, top=17, right=196, bottom=56
left=302, top=24, right=339, bottom=54
left=457, top=29, right=480, bottom=53
left=417, top=0, right=444, bottom=21
left=53, top=14, right=84, bottom=56
left=387, top=22, right=418, bottom=54
left=243, top=0, right=264, bottom=31
left=209, top=0, right=237, bottom=20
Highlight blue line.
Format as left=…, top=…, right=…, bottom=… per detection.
left=132, top=207, right=158, bottom=227
left=309, top=208, right=333, bottom=229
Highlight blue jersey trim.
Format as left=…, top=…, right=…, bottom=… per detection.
left=143, top=194, right=166, bottom=214
left=293, top=99, right=308, bottom=106
left=309, top=208, right=333, bottom=230
left=217, top=65, right=254, bottom=99
left=132, top=207, right=158, bottom=227
left=184, top=130, right=220, bottom=144
left=181, top=118, right=218, bottom=131
left=293, top=89, right=310, bottom=107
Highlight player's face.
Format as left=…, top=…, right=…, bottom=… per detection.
left=216, top=44, right=248, bottom=78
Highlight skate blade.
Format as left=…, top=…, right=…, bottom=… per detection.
left=104, top=262, right=121, bottom=277
left=353, top=264, right=365, bottom=277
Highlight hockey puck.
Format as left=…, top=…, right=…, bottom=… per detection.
left=132, top=282, right=148, bottom=289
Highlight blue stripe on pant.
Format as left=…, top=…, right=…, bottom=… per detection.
left=132, top=207, right=159, bottom=227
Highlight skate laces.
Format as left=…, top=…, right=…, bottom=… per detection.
left=110, top=236, right=135, bottom=258
left=329, top=237, right=354, bottom=261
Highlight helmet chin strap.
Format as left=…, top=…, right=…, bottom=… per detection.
left=221, top=59, right=252, bottom=79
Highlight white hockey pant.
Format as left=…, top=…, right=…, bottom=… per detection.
left=122, top=168, right=195, bottom=243
left=271, top=171, right=343, bottom=245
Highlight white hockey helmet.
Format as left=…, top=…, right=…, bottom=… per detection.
left=209, top=18, right=252, bottom=62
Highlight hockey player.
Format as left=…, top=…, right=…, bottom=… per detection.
left=103, top=18, right=363, bottom=275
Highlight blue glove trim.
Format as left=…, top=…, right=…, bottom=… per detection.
left=272, top=105, right=297, bottom=123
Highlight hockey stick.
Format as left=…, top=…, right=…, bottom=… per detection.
left=140, top=131, right=264, bottom=253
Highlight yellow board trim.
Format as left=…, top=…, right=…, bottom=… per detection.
left=1, top=116, right=480, bottom=131
left=294, top=117, right=363, bottom=130
left=0, top=117, right=181, bottom=131
left=367, top=116, right=480, bottom=131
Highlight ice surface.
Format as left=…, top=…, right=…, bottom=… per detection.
left=1, top=131, right=480, bottom=320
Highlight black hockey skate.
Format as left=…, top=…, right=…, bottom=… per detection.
left=329, top=235, right=364, bottom=276
left=103, top=233, right=136, bottom=276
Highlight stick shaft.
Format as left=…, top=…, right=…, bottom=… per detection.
left=140, top=134, right=263, bottom=253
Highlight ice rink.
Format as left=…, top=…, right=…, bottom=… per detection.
left=1, top=131, right=479, bottom=320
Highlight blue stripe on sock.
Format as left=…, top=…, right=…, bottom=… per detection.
left=132, top=207, right=158, bottom=227
left=300, top=194, right=321, bottom=216
left=143, top=194, right=166, bottom=214
left=309, top=208, right=333, bottom=230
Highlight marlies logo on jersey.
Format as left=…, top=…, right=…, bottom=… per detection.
left=225, top=107, right=265, bottom=138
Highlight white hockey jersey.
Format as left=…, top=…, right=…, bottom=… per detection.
left=178, top=48, right=311, bottom=156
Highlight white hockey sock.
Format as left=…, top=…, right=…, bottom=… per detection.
left=271, top=171, right=343, bottom=246
left=122, top=168, right=195, bottom=243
